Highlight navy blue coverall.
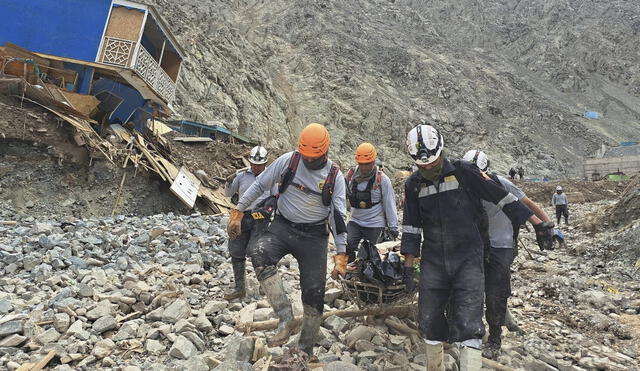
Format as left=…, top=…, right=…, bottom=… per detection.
left=401, top=159, right=532, bottom=344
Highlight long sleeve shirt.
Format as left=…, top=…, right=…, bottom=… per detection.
left=349, top=169, right=398, bottom=229
left=224, top=169, right=271, bottom=210
left=236, top=151, right=348, bottom=253
left=482, top=175, right=526, bottom=249
left=552, top=193, right=568, bottom=206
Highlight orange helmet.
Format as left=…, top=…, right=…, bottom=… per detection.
left=355, top=143, right=377, bottom=164
left=298, top=123, right=330, bottom=157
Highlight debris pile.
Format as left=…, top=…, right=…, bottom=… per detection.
left=0, top=45, right=249, bottom=217
left=603, top=176, right=640, bottom=228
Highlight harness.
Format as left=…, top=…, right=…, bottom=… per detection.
left=345, top=167, right=383, bottom=209
left=278, top=152, right=339, bottom=207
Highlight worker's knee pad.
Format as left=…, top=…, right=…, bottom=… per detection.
left=255, top=265, right=277, bottom=281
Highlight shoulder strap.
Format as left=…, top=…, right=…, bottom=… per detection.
left=321, top=164, right=340, bottom=207
left=346, top=167, right=355, bottom=183
left=278, top=152, right=301, bottom=195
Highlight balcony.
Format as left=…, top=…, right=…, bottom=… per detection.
left=99, top=36, right=175, bottom=103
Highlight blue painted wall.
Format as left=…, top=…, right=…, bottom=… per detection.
left=91, top=78, right=147, bottom=124
left=62, top=63, right=94, bottom=94
left=0, top=0, right=111, bottom=62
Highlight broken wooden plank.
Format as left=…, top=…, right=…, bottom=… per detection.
left=16, top=350, right=56, bottom=371
left=173, top=136, right=213, bottom=143
left=0, top=220, right=17, bottom=226
left=237, top=305, right=413, bottom=332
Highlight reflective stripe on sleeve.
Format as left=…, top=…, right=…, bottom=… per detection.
left=402, top=225, right=423, bottom=234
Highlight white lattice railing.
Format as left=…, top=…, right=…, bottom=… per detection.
left=133, top=46, right=176, bottom=102
left=100, top=37, right=134, bottom=67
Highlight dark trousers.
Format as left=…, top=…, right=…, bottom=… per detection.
left=418, top=250, right=485, bottom=343
left=555, top=205, right=569, bottom=225
left=484, top=247, right=514, bottom=328
left=346, top=221, right=383, bottom=263
left=228, top=215, right=269, bottom=263
left=252, top=217, right=328, bottom=312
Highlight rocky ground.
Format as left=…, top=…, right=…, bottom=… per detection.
left=0, top=180, right=638, bottom=370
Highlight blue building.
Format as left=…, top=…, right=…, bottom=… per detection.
left=0, top=0, right=185, bottom=124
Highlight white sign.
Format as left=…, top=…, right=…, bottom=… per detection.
left=170, top=167, right=201, bottom=208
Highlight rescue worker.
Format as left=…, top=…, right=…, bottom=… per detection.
left=552, top=186, right=569, bottom=225
left=223, top=146, right=273, bottom=300
left=226, top=123, right=348, bottom=357
left=344, top=143, right=398, bottom=263
left=463, top=149, right=554, bottom=359
left=517, top=166, right=524, bottom=179
left=401, top=124, right=535, bottom=371
left=509, top=167, right=517, bottom=179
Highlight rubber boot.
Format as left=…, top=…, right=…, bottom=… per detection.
left=298, top=304, right=322, bottom=356
left=425, top=342, right=445, bottom=371
left=260, top=273, right=295, bottom=347
left=223, top=260, right=246, bottom=300
left=459, top=347, right=482, bottom=371
left=505, top=309, right=525, bottom=335
left=482, top=325, right=501, bottom=359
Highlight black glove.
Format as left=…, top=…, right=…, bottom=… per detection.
left=388, top=228, right=399, bottom=240
left=402, top=266, right=417, bottom=292
left=533, top=222, right=554, bottom=251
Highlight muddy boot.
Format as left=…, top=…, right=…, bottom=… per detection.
left=505, top=309, right=525, bottom=335
left=482, top=325, right=501, bottom=359
left=298, top=304, right=322, bottom=356
left=223, top=260, right=246, bottom=301
left=459, top=347, right=482, bottom=371
left=425, top=342, right=445, bottom=371
left=260, top=273, right=295, bottom=347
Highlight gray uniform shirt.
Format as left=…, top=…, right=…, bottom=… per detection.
left=482, top=175, right=526, bottom=249
left=552, top=193, right=568, bottom=206
left=225, top=169, right=271, bottom=210
left=236, top=151, right=348, bottom=253
left=348, top=167, right=399, bottom=229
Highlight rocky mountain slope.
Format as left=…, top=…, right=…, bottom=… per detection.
left=147, top=0, right=640, bottom=176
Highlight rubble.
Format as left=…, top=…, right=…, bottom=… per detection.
left=0, top=186, right=635, bottom=370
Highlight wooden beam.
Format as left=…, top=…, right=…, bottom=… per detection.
left=237, top=305, right=413, bottom=332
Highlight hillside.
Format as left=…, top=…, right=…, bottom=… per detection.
left=145, top=0, right=640, bottom=177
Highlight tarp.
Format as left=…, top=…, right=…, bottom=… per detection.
left=607, top=174, right=631, bottom=181
left=583, top=111, right=600, bottom=119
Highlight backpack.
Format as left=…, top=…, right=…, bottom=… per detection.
left=345, top=167, right=383, bottom=209
left=278, top=152, right=340, bottom=207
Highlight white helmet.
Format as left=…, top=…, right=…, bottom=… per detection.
left=406, top=124, right=444, bottom=165
left=556, top=186, right=562, bottom=191
left=463, top=149, right=489, bottom=172
left=248, top=146, right=268, bottom=165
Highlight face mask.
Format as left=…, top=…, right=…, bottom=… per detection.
left=418, top=157, right=443, bottom=183
left=303, top=155, right=327, bottom=170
